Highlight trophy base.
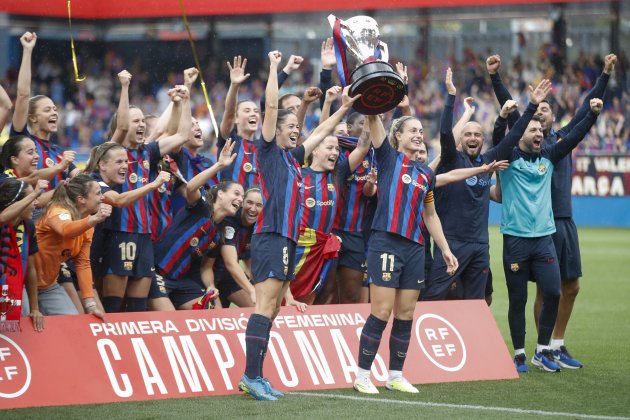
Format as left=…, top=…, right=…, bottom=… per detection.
left=349, top=61, right=406, bottom=115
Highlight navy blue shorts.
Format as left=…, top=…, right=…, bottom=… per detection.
left=334, top=229, right=368, bottom=273
left=99, top=231, right=155, bottom=278
left=251, top=233, right=297, bottom=283
left=552, top=218, right=582, bottom=281
left=424, top=240, right=489, bottom=300
left=148, top=273, right=206, bottom=308
left=503, top=234, right=560, bottom=289
left=367, top=231, right=425, bottom=290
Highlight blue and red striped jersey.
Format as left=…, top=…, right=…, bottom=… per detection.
left=333, top=149, right=374, bottom=232
left=149, top=154, right=184, bottom=241
left=171, top=148, right=216, bottom=216
left=372, top=140, right=435, bottom=244
left=9, top=126, right=76, bottom=190
left=154, top=198, right=221, bottom=281
left=254, top=139, right=305, bottom=242
left=300, top=159, right=351, bottom=234
left=112, top=142, right=161, bottom=234
left=214, top=210, right=254, bottom=273
left=217, top=129, right=260, bottom=191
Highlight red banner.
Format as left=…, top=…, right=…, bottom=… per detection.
left=0, top=301, right=516, bottom=409
left=1, top=0, right=593, bottom=19
left=572, top=154, right=630, bottom=196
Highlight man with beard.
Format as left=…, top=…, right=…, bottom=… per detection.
left=488, top=53, right=616, bottom=369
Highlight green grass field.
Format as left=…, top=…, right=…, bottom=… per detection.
left=4, top=226, right=629, bottom=419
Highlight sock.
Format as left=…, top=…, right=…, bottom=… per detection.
left=356, top=367, right=371, bottom=382
left=260, top=321, right=274, bottom=378
left=244, top=313, right=271, bottom=379
left=102, top=296, right=123, bottom=313
left=389, top=318, right=413, bottom=372
left=357, top=314, right=387, bottom=370
left=388, top=369, right=402, bottom=382
left=514, top=348, right=525, bottom=357
left=125, top=297, right=147, bottom=312
left=550, top=339, right=564, bottom=350
left=536, top=344, right=551, bottom=354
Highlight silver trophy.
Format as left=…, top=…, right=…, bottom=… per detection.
left=328, top=14, right=405, bottom=115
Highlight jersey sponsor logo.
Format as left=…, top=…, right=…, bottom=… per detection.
left=305, top=197, right=316, bottom=208
left=510, top=263, right=519, bottom=272
left=348, top=174, right=369, bottom=182
left=224, top=226, right=235, bottom=240
left=190, top=237, right=199, bottom=247
left=465, top=176, right=478, bottom=186
left=538, top=164, right=547, bottom=174
left=243, top=162, right=253, bottom=173
left=402, top=173, right=428, bottom=191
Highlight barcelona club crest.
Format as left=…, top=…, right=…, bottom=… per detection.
left=510, top=263, right=519, bottom=272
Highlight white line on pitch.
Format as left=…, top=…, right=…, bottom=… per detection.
left=292, top=392, right=630, bottom=420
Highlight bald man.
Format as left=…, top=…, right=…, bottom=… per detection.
left=423, top=91, right=519, bottom=301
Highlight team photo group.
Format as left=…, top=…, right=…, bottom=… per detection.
left=0, top=24, right=618, bottom=401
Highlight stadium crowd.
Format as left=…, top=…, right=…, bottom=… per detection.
left=0, top=29, right=620, bottom=400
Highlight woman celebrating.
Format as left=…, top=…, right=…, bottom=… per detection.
left=0, top=178, right=46, bottom=331
left=150, top=141, right=243, bottom=311
left=34, top=174, right=111, bottom=319
left=291, top=87, right=371, bottom=304
left=353, top=114, right=458, bottom=395
left=11, top=32, right=79, bottom=190
left=85, top=142, right=171, bottom=313
left=239, top=50, right=359, bottom=401
left=213, top=187, right=263, bottom=309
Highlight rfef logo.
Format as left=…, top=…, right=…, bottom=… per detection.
left=0, top=335, right=31, bottom=398
left=414, top=314, right=467, bottom=372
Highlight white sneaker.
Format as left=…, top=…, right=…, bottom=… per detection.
left=385, top=376, right=419, bottom=393
left=353, top=375, right=379, bottom=394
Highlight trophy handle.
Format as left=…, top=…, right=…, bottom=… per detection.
left=328, top=14, right=364, bottom=63
left=378, top=41, right=389, bottom=62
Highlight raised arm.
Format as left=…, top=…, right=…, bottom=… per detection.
left=46, top=203, right=111, bottom=239
left=395, top=62, right=412, bottom=117
left=452, top=97, right=475, bottom=142
left=319, top=38, right=336, bottom=111
left=296, top=87, right=323, bottom=138
left=186, top=139, right=236, bottom=204
left=12, top=32, right=37, bottom=133
left=491, top=99, right=518, bottom=147
left=103, top=171, right=170, bottom=208
left=110, top=70, right=131, bottom=144
left=439, top=68, right=458, bottom=165
left=550, top=99, right=602, bottom=163
left=485, top=79, right=551, bottom=162
left=319, top=86, right=341, bottom=124
left=261, top=51, right=282, bottom=142
left=301, top=86, right=359, bottom=158
left=558, top=54, right=615, bottom=137
left=0, top=83, right=12, bottom=130
left=157, top=86, right=192, bottom=156
left=486, top=54, right=520, bottom=128
left=368, top=114, right=387, bottom=149
left=347, top=118, right=371, bottom=172
left=221, top=57, right=250, bottom=139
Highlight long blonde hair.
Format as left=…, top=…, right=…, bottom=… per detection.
left=388, top=116, right=417, bottom=150
left=46, top=174, right=95, bottom=220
